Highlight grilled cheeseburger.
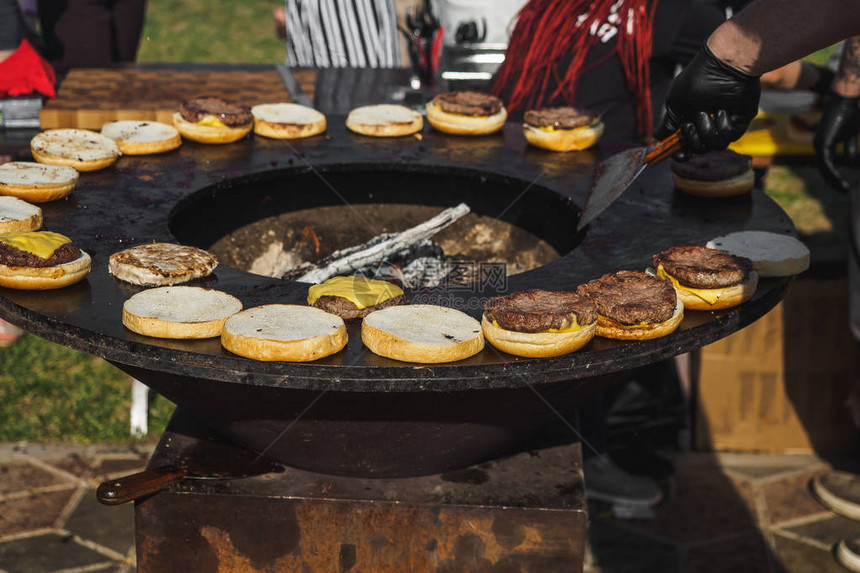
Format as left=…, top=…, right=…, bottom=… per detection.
left=523, top=107, right=604, bottom=152
left=649, top=245, right=758, bottom=311
left=576, top=270, right=683, bottom=340
left=426, top=91, right=507, bottom=135
left=0, top=230, right=91, bottom=290
left=482, top=289, right=597, bottom=357
left=307, top=276, right=406, bottom=320
left=172, top=96, right=253, bottom=144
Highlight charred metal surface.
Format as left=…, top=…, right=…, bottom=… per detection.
left=136, top=416, right=586, bottom=573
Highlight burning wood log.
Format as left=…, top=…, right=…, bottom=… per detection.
left=285, top=203, right=471, bottom=283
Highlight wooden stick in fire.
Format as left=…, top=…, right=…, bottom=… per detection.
left=291, top=203, right=471, bottom=284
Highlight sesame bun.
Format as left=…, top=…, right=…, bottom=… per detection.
left=221, top=304, right=348, bottom=362
left=346, top=105, right=423, bottom=137
left=361, top=305, right=484, bottom=363
left=425, top=102, right=507, bottom=135
left=523, top=121, right=605, bottom=152
left=30, top=129, right=121, bottom=172
left=647, top=267, right=759, bottom=311
left=172, top=112, right=252, bottom=144
left=122, top=286, right=243, bottom=339
left=0, top=162, right=79, bottom=203
left=706, top=231, right=810, bottom=277
left=100, top=120, right=182, bottom=155
left=108, top=243, right=218, bottom=286
left=0, top=250, right=91, bottom=290
left=481, top=314, right=596, bottom=358
left=251, top=103, right=327, bottom=139
left=672, top=170, right=755, bottom=197
left=596, top=300, right=684, bottom=341
left=0, top=197, right=42, bottom=233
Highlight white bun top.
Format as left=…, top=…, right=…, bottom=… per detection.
left=31, top=129, right=121, bottom=161
left=101, top=120, right=179, bottom=143
left=0, top=162, right=79, bottom=187
left=251, top=103, right=325, bottom=125
left=224, top=304, right=345, bottom=342
left=363, top=305, right=482, bottom=346
left=706, top=231, right=810, bottom=275
left=124, top=287, right=242, bottom=323
left=347, top=104, right=421, bottom=126
left=0, top=196, right=42, bottom=222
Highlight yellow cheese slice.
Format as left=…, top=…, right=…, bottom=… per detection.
left=307, top=276, right=403, bottom=310
left=0, top=231, right=71, bottom=259
left=196, top=115, right=228, bottom=128
left=537, top=118, right=599, bottom=133
left=656, top=265, right=721, bottom=305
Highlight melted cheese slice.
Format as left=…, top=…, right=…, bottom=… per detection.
left=0, top=231, right=71, bottom=259
left=307, top=276, right=403, bottom=310
left=534, top=118, right=599, bottom=133
left=656, top=265, right=721, bottom=305
left=493, top=317, right=583, bottom=333
left=196, top=115, right=228, bottom=128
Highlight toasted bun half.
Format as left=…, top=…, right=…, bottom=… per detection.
left=0, top=250, right=91, bottom=290
left=252, top=103, right=327, bottom=139
left=100, top=120, right=182, bottom=155
left=672, top=169, right=754, bottom=197
left=596, top=300, right=684, bottom=341
left=222, top=304, right=347, bottom=361
left=30, top=129, right=121, bottom=172
left=109, top=243, right=218, bottom=286
left=706, top=231, right=810, bottom=277
left=523, top=121, right=605, bottom=152
left=425, top=103, right=507, bottom=135
left=0, top=196, right=42, bottom=232
left=123, top=286, right=243, bottom=339
left=346, top=105, right=423, bottom=137
left=361, top=305, right=484, bottom=363
left=481, top=314, right=595, bottom=358
left=0, top=162, right=79, bottom=203
left=649, top=267, right=759, bottom=311
left=172, top=112, right=252, bottom=144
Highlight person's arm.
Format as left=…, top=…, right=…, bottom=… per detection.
left=815, top=37, right=860, bottom=193
left=655, top=0, right=860, bottom=157
left=0, top=0, right=24, bottom=62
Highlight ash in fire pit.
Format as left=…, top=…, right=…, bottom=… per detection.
left=210, top=203, right=560, bottom=286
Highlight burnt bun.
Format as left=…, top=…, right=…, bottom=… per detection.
left=426, top=91, right=507, bottom=135
left=671, top=150, right=754, bottom=197
left=482, top=289, right=597, bottom=357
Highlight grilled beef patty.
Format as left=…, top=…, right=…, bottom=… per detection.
left=652, top=245, right=752, bottom=289
left=434, top=91, right=503, bottom=116
left=0, top=242, right=81, bottom=267
left=576, top=270, right=676, bottom=326
left=312, top=293, right=407, bottom=320
left=484, top=289, right=597, bottom=333
left=524, top=107, right=595, bottom=129
left=670, top=150, right=751, bottom=181
left=179, top=96, right=253, bottom=127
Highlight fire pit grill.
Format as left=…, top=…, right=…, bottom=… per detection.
left=0, top=118, right=794, bottom=476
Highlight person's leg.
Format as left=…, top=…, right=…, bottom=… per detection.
left=110, top=0, right=146, bottom=63
left=38, top=0, right=112, bottom=71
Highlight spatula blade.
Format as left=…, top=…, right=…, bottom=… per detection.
left=577, top=148, right=647, bottom=231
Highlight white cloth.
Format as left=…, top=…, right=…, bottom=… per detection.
left=433, top=0, right=527, bottom=45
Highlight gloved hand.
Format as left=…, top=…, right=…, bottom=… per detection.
left=655, top=43, right=761, bottom=160
left=814, top=91, right=860, bottom=194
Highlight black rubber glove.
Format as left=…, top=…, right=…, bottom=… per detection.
left=655, top=43, right=761, bottom=160
left=814, top=91, right=860, bottom=194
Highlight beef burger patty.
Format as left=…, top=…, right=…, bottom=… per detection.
left=484, top=289, right=596, bottom=333
left=0, top=241, right=81, bottom=267
left=434, top=92, right=503, bottom=116
left=652, top=245, right=752, bottom=289
left=179, top=96, right=253, bottom=127
left=576, top=270, right=676, bottom=325
left=524, top=107, right=596, bottom=129
left=670, top=150, right=751, bottom=181
left=313, top=293, right=407, bottom=320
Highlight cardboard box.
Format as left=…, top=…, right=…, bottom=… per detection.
left=694, top=277, right=860, bottom=453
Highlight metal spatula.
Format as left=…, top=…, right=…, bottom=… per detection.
left=577, top=130, right=683, bottom=231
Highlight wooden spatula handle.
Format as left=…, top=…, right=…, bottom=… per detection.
left=644, top=129, right=683, bottom=165
left=96, top=466, right=187, bottom=505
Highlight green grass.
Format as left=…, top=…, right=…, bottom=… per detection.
left=0, top=334, right=174, bottom=442
left=137, top=0, right=285, bottom=64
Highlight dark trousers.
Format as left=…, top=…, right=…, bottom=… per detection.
left=38, top=0, right=146, bottom=71
left=851, top=188, right=860, bottom=342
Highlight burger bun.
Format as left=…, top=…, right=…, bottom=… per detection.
left=426, top=102, right=507, bottom=135
left=123, top=286, right=243, bottom=339
left=481, top=315, right=596, bottom=357
left=30, top=129, right=121, bottom=172
left=346, top=104, right=423, bottom=137
left=0, top=250, right=91, bottom=290
left=252, top=103, right=327, bottom=139
left=100, top=120, right=182, bottom=155
left=0, top=162, right=79, bottom=203
left=706, top=231, right=810, bottom=277
left=596, top=300, right=684, bottom=341
left=672, top=169, right=754, bottom=197
left=172, top=112, right=252, bottom=144
left=0, top=196, right=42, bottom=233
left=523, top=121, right=605, bottom=152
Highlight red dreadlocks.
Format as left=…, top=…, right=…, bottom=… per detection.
left=492, top=0, right=659, bottom=138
